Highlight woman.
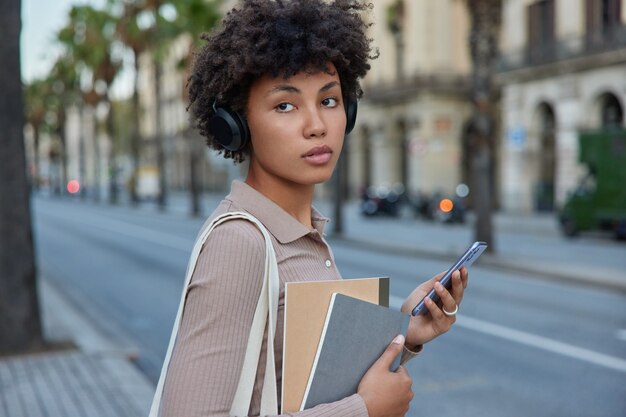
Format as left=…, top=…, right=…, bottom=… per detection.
left=157, top=1, right=468, bottom=416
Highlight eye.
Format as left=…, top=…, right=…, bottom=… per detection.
left=322, top=97, right=339, bottom=108
left=276, top=102, right=295, bottom=112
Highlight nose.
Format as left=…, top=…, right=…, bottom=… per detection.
left=303, top=107, right=327, bottom=139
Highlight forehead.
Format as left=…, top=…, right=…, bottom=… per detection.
left=250, top=63, right=341, bottom=95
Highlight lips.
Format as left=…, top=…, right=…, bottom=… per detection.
left=302, top=145, right=333, bottom=165
left=303, top=145, right=332, bottom=158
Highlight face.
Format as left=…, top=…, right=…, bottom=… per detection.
left=245, top=63, right=347, bottom=189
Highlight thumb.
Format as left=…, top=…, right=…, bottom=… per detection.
left=374, top=334, right=404, bottom=370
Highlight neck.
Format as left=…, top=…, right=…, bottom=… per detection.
left=245, top=173, right=315, bottom=229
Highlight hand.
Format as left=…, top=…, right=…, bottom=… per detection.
left=401, top=267, right=469, bottom=348
left=358, top=335, right=413, bottom=417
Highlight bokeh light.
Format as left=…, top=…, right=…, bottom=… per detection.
left=67, top=180, right=80, bottom=194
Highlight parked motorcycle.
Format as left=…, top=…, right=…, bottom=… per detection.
left=359, top=185, right=404, bottom=217
left=409, top=184, right=468, bottom=224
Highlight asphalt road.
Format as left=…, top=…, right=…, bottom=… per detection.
left=32, top=196, right=626, bottom=417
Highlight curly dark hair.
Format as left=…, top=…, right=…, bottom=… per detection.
left=187, top=0, right=376, bottom=163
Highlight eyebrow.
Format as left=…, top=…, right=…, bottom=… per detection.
left=266, top=81, right=340, bottom=96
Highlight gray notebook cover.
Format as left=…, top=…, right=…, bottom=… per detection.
left=301, top=293, right=410, bottom=410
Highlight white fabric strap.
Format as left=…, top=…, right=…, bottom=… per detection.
left=149, top=212, right=280, bottom=417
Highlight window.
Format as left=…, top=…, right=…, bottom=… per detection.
left=527, top=0, right=556, bottom=64
left=586, top=0, right=622, bottom=47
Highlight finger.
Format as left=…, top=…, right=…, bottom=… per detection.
left=435, top=278, right=462, bottom=311
left=424, top=296, right=448, bottom=323
left=374, top=334, right=405, bottom=369
left=459, top=267, right=469, bottom=289
left=450, top=270, right=465, bottom=304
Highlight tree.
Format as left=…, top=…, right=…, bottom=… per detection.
left=25, top=77, right=65, bottom=194
left=109, top=0, right=159, bottom=204
left=115, top=0, right=220, bottom=212
left=167, top=0, right=220, bottom=216
left=465, top=0, right=501, bottom=252
left=58, top=5, right=122, bottom=203
left=47, top=54, right=82, bottom=196
left=23, top=78, right=49, bottom=190
left=0, top=0, right=44, bottom=354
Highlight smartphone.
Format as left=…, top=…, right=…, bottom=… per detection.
left=411, top=241, right=487, bottom=316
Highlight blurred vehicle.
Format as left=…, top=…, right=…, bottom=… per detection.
left=434, top=194, right=466, bottom=224
left=559, top=129, right=626, bottom=240
left=409, top=184, right=468, bottom=224
left=409, top=191, right=434, bottom=220
left=360, top=184, right=404, bottom=217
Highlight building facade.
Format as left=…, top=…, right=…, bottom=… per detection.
left=349, top=0, right=472, bottom=199
left=498, top=0, right=626, bottom=213
left=135, top=0, right=475, bottom=200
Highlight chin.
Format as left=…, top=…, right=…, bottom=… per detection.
left=298, top=172, right=334, bottom=186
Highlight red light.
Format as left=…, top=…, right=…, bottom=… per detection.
left=439, top=198, right=454, bottom=213
left=67, top=180, right=80, bottom=194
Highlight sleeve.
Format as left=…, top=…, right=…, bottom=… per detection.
left=400, top=344, right=422, bottom=366
left=160, top=220, right=369, bottom=417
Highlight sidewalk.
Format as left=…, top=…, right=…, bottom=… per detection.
left=0, top=279, right=155, bottom=417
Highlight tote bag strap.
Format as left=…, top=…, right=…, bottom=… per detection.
left=149, top=211, right=280, bottom=417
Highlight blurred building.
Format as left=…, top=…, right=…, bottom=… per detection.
left=130, top=0, right=475, bottom=200
left=350, top=0, right=472, bottom=199
left=498, top=0, right=626, bottom=213
left=138, top=0, right=475, bottom=200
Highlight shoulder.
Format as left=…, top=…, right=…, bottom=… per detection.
left=206, top=216, right=266, bottom=249
left=190, top=208, right=269, bottom=290
left=198, top=202, right=268, bottom=263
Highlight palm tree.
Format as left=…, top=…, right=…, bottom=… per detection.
left=464, top=0, right=501, bottom=252
left=58, top=5, right=122, bottom=203
left=0, top=0, right=44, bottom=354
left=48, top=54, right=82, bottom=196
left=114, top=0, right=219, bottom=212
left=23, top=78, right=50, bottom=190
left=25, top=76, right=67, bottom=195
left=114, top=0, right=161, bottom=206
left=167, top=0, right=220, bottom=216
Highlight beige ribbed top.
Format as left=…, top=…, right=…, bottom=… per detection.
left=160, top=181, right=370, bottom=417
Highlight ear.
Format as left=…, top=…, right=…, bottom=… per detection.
left=209, top=105, right=250, bottom=151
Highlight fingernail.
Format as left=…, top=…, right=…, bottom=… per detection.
left=393, top=334, right=404, bottom=345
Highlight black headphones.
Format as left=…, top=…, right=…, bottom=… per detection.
left=209, top=99, right=358, bottom=152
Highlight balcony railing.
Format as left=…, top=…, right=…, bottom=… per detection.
left=498, top=24, right=626, bottom=73
left=363, top=73, right=470, bottom=103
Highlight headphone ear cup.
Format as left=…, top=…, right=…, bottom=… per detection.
left=209, top=107, right=250, bottom=152
left=345, top=100, right=358, bottom=135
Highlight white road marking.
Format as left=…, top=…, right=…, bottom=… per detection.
left=390, top=295, right=626, bottom=373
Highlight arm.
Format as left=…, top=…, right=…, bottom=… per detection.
left=160, top=220, right=370, bottom=417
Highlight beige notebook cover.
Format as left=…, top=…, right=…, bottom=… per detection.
left=281, top=277, right=389, bottom=413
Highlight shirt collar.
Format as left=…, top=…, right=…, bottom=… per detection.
left=225, top=180, right=330, bottom=244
